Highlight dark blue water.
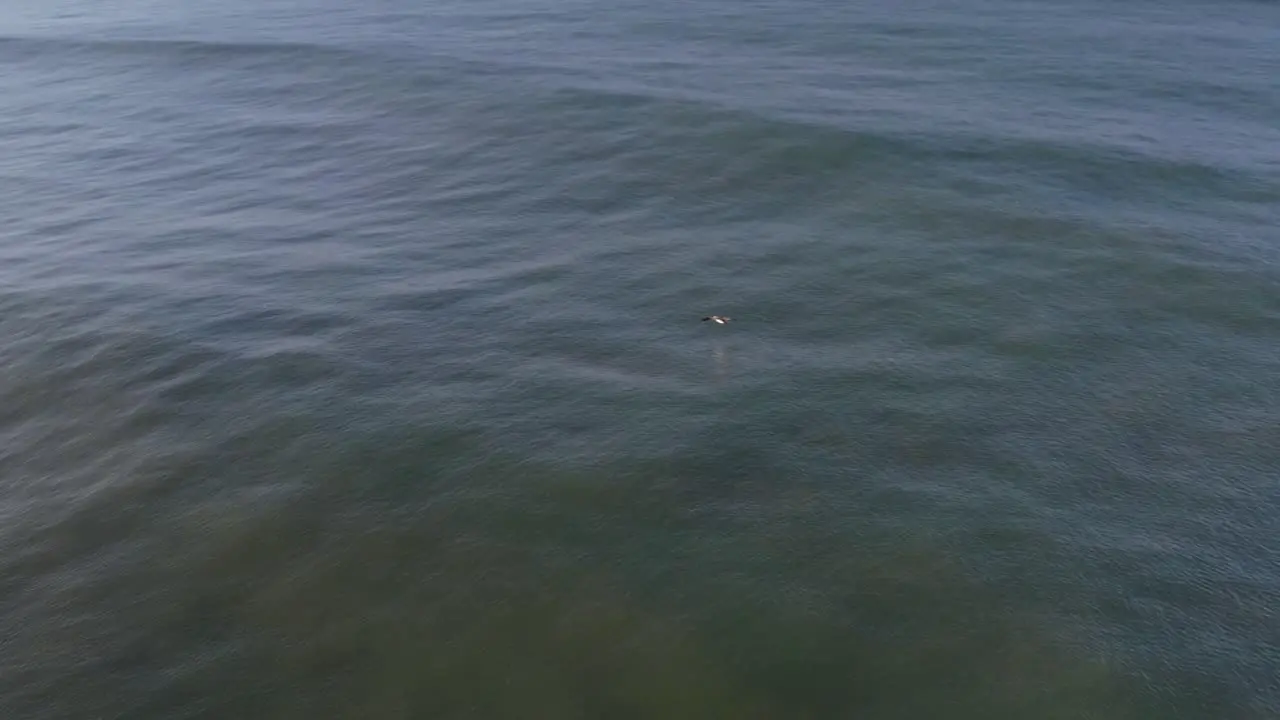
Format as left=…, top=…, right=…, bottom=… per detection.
left=2, top=0, right=1279, bottom=717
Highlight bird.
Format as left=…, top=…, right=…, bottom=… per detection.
left=702, top=315, right=730, bottom=325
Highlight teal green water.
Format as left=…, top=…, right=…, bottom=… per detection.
left=1, top=0, right=1278, bottom=717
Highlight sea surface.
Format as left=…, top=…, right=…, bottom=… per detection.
left=1, top=0, right=1278, bottom=717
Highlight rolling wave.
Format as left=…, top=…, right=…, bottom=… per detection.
left=1, top=3, right=1278, bottom=716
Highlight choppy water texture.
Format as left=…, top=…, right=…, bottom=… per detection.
left=2, top=0, right=1279, bottom=717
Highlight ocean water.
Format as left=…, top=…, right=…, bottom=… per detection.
left=1, top=0, right=1278, bottom=717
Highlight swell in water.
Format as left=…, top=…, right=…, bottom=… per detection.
left=1, top=3, right=1279, bottom=717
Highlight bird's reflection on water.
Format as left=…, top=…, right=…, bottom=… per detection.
left=711, top=340, right=731, bottom=383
